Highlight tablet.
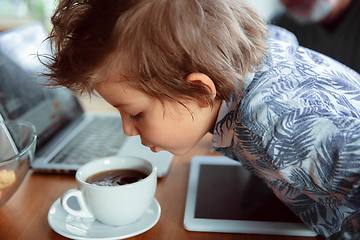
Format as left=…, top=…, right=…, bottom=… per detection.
left=184, top=156, right=318, bottom=237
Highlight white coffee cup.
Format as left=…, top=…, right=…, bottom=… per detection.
left=61, top=156, right=157, bottom=226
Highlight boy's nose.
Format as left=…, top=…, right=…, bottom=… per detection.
left=122, top=118, right=140, bottom=136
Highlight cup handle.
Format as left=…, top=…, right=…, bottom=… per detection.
left=61, top=189, right=94, bottom=218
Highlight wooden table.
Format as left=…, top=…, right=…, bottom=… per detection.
left=0, top=96, right=325, bottom=240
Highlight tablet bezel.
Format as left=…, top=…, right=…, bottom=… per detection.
left=183, top=156, right=318, bottom=237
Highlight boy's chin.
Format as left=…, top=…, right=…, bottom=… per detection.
left=168, top=146, right=197, bottom=156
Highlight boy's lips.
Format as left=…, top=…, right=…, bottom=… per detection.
left=150, top=146, right=158, bottom=153
left=142, top=142, right=158, bottom=152
left=141, top=140, right=159, bottom=153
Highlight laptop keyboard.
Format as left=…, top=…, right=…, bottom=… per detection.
left=50, top=116, right=126, bottom=165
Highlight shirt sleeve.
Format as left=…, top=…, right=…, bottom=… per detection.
left=263, top=109, right=360, bottom=238
left=267, top=24, right=299, bottom=46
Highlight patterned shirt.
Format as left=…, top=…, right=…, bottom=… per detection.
left=211, top=26, right=360, bottom=239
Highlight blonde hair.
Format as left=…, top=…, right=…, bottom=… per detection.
left=45, top=0, right=268, bottom=104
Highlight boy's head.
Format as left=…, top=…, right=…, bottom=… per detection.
left=45, top=0, right=268, bottom=105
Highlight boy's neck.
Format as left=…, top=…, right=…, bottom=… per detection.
left=208, top=99, right=223, bottom=133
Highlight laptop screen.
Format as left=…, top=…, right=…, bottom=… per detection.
left=0, top=22, right=83, bottom=152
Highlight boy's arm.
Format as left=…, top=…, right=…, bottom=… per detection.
left=262, top=112, right=360, bottom=239
left=328, top=211, right=360, bottom=239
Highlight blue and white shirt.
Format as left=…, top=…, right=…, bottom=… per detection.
left=212, top=26, right=360, bottom=239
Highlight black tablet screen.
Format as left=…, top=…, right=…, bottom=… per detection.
left=195, top=164, right=302, bottom=223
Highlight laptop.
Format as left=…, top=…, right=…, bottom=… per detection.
left=0, top=22, right=173, bottom=177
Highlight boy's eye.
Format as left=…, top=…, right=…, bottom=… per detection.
left=130, top=112, right=142, bottom=121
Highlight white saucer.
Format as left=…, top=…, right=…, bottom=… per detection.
left=48, top=198, right=161, bottom=240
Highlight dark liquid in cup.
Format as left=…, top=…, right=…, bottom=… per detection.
left=86, top=169, right=148, bottom=186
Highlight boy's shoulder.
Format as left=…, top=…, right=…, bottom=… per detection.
left=265, top=36, right=360, bottom=80
left=268, top=25, right=298, bottom=46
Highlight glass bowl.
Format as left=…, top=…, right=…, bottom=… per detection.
left=0, top=120, right=36, bottom=207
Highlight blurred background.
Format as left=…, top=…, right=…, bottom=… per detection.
left=0, top=0, right=284, bottom=32
left=0, top=0, right=54, bottom=31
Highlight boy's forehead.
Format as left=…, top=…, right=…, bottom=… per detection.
left=95, top=78, right=128, bottom=92
left=95, top=80, right=144, bottom=106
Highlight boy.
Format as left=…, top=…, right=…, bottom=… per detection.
left=44, top=0, right=360, bottom=238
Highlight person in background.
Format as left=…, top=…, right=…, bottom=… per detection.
left=271, top=0, right=360, bottom=74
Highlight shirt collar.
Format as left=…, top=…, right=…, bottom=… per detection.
left=210, top=72, right=255, bottom=151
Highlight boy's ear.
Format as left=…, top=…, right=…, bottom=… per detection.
left=185, top=73, right=217, bottom=100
